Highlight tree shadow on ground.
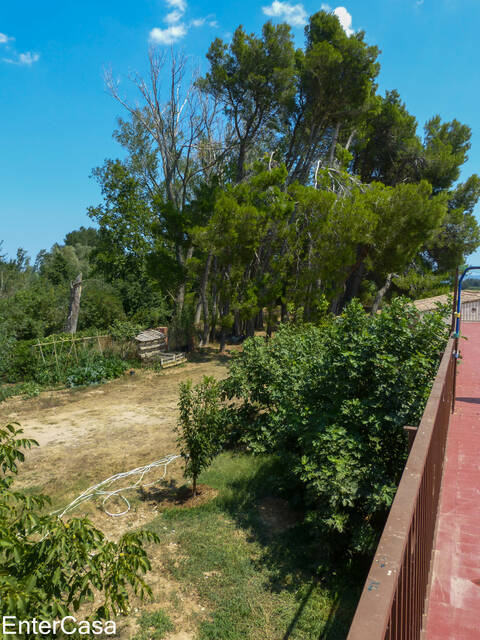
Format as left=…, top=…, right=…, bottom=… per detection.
left=139, top=479, right=218, bottom=509
left=185, top=348, right=232, bottom=365
left=216, top=454, right=370, bottom=639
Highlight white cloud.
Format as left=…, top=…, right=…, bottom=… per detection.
left=262, top=1, right=308, bottom=27
left=19, top=51, right=39, bottom=65
left=165, top=9, right=183, bottom=24
left=166, top=0, right=186, bottom=11
left=0, top=32, right=14, bottom=44
left=149, top=24, right=187, bottom=44
left=333, top=7, right=353, bottom=35
left=150, top=0, right=218, bottom=45
left=3, top=51, right=39, bottom=65
left=320, top=5, right=355, bottom=36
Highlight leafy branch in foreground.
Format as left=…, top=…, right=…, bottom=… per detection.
left=0, top=423, right=159, bottom=624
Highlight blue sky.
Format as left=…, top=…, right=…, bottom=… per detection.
left=1, top=0, right=480, bottom=265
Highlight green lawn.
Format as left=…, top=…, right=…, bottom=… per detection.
left=145, top=452, right=365, bottom=639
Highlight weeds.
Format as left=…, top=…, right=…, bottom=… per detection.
left=132, top=609, right=175, bottom=640
left=146, top=452, right=364, bottom=639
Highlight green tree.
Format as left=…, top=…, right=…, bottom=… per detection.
left=201, top=22, right=297, bottom=182
left=352, top=90, right=422, bottom=185
left=78, top=279, right=126, bottom=330
left=285, top=10, right=380, bottom=183
left=425, top=174, right=480, bottom=273
left=176, top=377, right=224, bottom=496
left=64, top=226, right=100, bottom=248
left=421, top=116, right=472, bottom=193
left=37, top=244, right=83, bottom=285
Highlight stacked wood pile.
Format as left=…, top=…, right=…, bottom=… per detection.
left=135, top=328, right=168, bottom=360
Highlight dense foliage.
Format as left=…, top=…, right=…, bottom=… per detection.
left=83, top=8, right=479, bottom=346
left=0, top=334, right=128, bottom=388
left=222, top=299, right=449, bottom=558
left=0, top=229, right=170, bottom=343
left=2, top=8, right=479, bottom=356
left=177, top=377, right=225, bottom=495
left=0, top=423, right=158, bottom=627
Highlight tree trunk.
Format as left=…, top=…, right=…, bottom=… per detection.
left=192, top=475, right=197, bottom=497
left=281, top=302, right=288, bottom=323
left=194, top=300, right=202, bottom=326
left=343, top=262, right=366, bottom=306
left=255, top=309, right=264, bottom=330
left=332, top=245, right=370, bottom=314
left=329, top=293, right=343, bottom=316
left=176, top=282, right=186, bottom=317
left=236, top=140, right=247, bottom=183
left=175, top=245, right=194, bottom=317
left=65, top=273, right=82, bottom=334
left=328, top=121, right=341, bottom=165
left=371, top=273, right=395, bottom=315
left=200, top=253, right=213, bottom=347
left=345, top=128, right=356, bottom=152
left=233, top=311, right=241, bottom=337
left=219, top=328, right=227, bottom=353
left=210, top=259, right=218, bottom=341
left=219, top=300, right=230, bottom=353
left=246, top=317, right=255, bottom=338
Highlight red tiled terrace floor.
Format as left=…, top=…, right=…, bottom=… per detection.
left=424, top=322, right=480, bottom=639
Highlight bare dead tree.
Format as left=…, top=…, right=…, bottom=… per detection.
left=105, top=49, right=229, bottom=316
left=65, top=273, right=83, bottom=334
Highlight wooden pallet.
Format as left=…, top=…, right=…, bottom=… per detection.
left=159, top=352, right=187, bottom=368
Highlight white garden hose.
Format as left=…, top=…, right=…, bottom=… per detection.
left=54, top=454, right=181, bottom=518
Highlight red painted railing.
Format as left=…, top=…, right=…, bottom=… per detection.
left=347, top=337, right=455, bottom=640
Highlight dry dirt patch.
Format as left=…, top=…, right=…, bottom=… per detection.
left=258, top=497, right=300, bottom=536
left=0, top=356, right=229, bottom=512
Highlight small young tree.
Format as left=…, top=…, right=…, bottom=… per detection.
left=0, top=423, right=158, bottom=622
left=176, top=376, right=223, bottom=496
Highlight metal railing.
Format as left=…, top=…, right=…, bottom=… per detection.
left=347, top=337, right=455, bottom=640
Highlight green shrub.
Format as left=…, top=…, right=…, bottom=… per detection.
left=0, top=329, right=16, bottom=380
left=224, top=298, right=449, bottom=560
left=177, top=376, right=225, bottom=495
left=5, top=339, right=39, bottom=382
left=78, top=279, right=126, bottom=330
left=66, top=354, right=128, bottom=387
left=108, top=319, right=144, bottom=341
left=4, top=335, right=128, bottom=389
left=0, top=279, right=67, bottom=340
left=0, top=382, right=41, bottom=403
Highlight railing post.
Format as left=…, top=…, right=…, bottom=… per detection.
left=452, top=336, right=458, bottom=414
left=403, top=426, right=418, bottom=453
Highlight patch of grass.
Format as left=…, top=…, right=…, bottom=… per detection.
left=147, top=452, right=364, bottom=639
left=132, top=609, right=175, bottom=640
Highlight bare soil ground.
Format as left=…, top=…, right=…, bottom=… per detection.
left=0, top=350, right=232, bottom=639
left=0, top=352, right=229, bottom=503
